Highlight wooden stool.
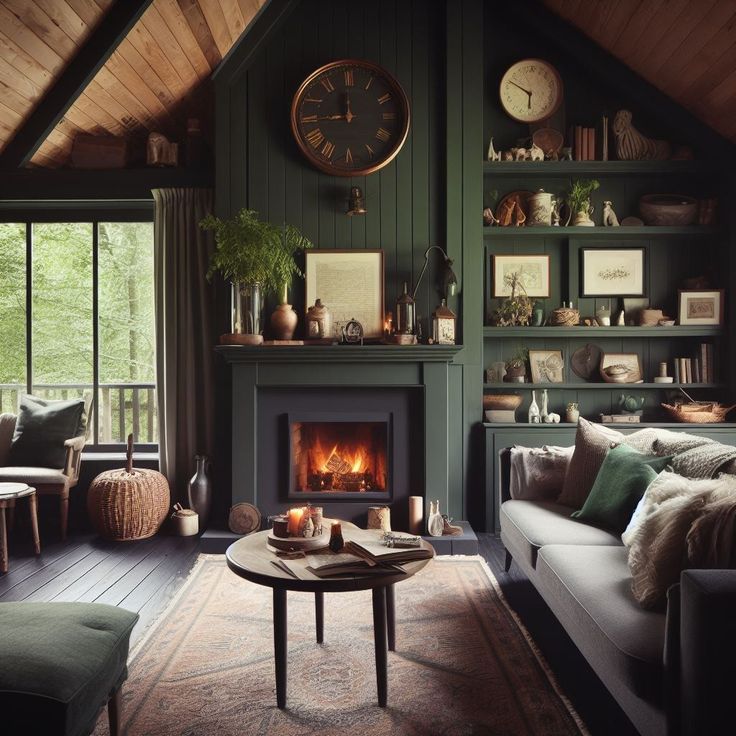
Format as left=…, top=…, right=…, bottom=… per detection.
left=0, top=483, right=40, bottom=574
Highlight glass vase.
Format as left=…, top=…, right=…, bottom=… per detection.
left=232, top=282, right=262, bottom=335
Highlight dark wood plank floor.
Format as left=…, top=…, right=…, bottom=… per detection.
left=0, top=530, right=199, bottom=646
left=479, top=532, right=639, bottom=736
left=1, top=525, right=638, bottom=735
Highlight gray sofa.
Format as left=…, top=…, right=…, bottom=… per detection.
left=498, top=447, right=736, bottom=736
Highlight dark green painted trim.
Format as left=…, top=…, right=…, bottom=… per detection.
left=212, top=0, right=299, bottom=86
left=483, top=161, right=721, bottom=176
left=0, top=168, right=213, bottom=200
left=0, top=0, right=154, bottom=168
left=215, top=344, right=463, bottom=363
left=484, top=227, right=718, bottom=239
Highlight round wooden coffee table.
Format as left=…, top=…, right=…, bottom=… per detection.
left=0, top=483, right=40, bottom=574
left=226, top=524, right=433, bottom=708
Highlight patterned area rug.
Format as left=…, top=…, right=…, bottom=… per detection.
left=94, top=555, right=587, bottom=736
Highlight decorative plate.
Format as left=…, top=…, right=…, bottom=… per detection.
left=571, top=344, right=602, bottom=381
left=228, top=502, right=262, bottom=535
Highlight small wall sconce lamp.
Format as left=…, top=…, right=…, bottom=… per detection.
left=346, top=186, right=367, bottom=216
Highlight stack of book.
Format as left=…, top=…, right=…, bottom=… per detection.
left=573, top=125, right=596, bottom=161
left=672, top=344, right=715, bottom=384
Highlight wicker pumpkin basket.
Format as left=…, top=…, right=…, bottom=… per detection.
left=87, top=434, right=170, bottom=541
left=661, top=402, right=736, bottom=424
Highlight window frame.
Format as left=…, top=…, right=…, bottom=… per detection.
left=0, top=200, right=157, bottom=452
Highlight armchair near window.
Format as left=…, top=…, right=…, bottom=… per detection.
left=0, top=398, right=92, bottom=541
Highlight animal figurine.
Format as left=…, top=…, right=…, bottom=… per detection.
left=483, top=207, right=498, bottom=226
left=602, top=200, right=620, bottom=226
left=512, top=147, right=528, bottom=161
left=497, top=199, right=516, bottom=226
left=487, top=137, right=502, bottom=162
left=147, top=132, right=178, bottom=166
left=613, top=109, right=671, bottom=160
left=529, top=143, right=544, bottom=161
left=502, top=150, right=514, bottom=161
left=560, top=147, right=573, bottom=161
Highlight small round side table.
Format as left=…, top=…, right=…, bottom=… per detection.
left=0, top=483, right=40, bottom=574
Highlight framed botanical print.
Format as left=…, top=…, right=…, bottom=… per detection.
left=529, top=349, right=564, bottom=383
left=600, top=353, right=643, bottom=383
left=492, top=254, right=550, bottom=298
left=678, top=290, right=724, bottom=326
left=305, top=250, right=385, bottom=339
left=581, top=248, right=645, bottom=297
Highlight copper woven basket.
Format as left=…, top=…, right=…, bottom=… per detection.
left=549, top=307, right=580, bottom=326
left=87, top=435, right=170, bottom=541
left=661, top=402, right=736, bottom=424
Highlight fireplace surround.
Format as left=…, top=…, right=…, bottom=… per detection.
left=216, top=344, right=462, bottom=528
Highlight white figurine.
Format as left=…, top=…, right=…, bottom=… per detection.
left=602, top=200, right=620, bottom=227
left=487, top=137, right=502, bottom=162
left=529, top=143, right=544, bottom=161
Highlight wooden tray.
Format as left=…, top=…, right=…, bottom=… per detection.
left=267, top=525, right=330, bottom=552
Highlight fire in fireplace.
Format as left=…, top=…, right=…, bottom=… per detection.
left=289, top=415, right=390, bottom=499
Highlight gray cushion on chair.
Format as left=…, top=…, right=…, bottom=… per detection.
left=0, top=602, right=138, bottom=736
left=536, top=544, right=666, bottom=703
left=0, top=466, right=69, bottom=487
left=0, top=413, right=16, bottom=466
left=8, top=396, right=85, bottom=469
left=500, top=499, right=622, bottom=570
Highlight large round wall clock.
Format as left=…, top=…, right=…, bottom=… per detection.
left=499, top=59, right=563, bottom=124
left=291, top=59, right=410, bottom=176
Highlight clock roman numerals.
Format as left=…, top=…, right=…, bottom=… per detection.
left=344, top=69, right=354, bottom=86
left=364, top=76, right=374, bottom=90
left=320, top=77, right=335, bottom=93
left=345, top=148, right=353, bottom=165
left=375, top=127, right=391, bottom=142
left=365, top=144, right=375, bottom=159
left=382, top=112, right=396, bottom=120
left=321, top=140, right=335, bottom=159
left=306, top=128, right=324, bottom=148
left=300, top=114, right=318, bottom=123
left=377, top=93, right=391, bottom=105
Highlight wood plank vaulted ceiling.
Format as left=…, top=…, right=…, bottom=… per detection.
left=0, top=0, right=734, bottom=168
left=541, top=0, right=736, bottom=143
left=0, top=0, right=266, bottom=168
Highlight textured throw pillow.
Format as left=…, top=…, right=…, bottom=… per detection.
left=572, top=444, right=672, bottom=533
left=557, top=418, right=624, bottom=509
left=686, top=476, right=736, bottom=569
left=622, top=471, right=736, bottom=608
left=8, top=395, right=86, bottom=469
left=509, top=445, right=574, bottom=501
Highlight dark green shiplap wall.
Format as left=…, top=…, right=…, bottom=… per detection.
left=223, top=0, right=446, bottom=325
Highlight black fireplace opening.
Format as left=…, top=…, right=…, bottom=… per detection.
left=289, top=413, right=390, bottom=499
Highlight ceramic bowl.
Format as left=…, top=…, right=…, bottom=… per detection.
left=639, top=194, right=697, bottom=226
left=483, top=393, right=523, bottom=411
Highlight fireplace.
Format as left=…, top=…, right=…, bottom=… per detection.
left=289, top=413, right=390, bottom=499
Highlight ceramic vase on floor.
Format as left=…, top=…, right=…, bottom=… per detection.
left=188, top=455, right=212, bottom=530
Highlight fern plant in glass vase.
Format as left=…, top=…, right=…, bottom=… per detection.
left=201, top=209, right=312, bottom=343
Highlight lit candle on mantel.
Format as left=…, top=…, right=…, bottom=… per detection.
left=287, top=507, right=304, bottom=537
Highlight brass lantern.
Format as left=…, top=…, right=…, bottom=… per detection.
left=431, top=299, right=456, bottom=345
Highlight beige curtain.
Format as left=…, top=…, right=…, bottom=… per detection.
left=152, top=188, right=215, bottom=501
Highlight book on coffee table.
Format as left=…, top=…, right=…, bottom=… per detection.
left=305, top=552, right=404, bottom=577
left=345, top=536, right=433, bottom=564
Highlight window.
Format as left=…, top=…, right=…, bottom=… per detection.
left=0, top=216, right=156, bottom=448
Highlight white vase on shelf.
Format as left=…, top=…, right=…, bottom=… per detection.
left=528, top=391, right=541, bottom=424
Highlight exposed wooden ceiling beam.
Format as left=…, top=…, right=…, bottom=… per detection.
left=0, top=0, right=154, bottom=169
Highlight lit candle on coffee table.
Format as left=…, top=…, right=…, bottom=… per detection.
left=287, top=507, right=304, bottom=536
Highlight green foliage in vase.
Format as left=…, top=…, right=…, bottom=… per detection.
left=200, top=209, right=312, bottom=299
left=492, top=272, right=533, bottom=327
left=566, top=178, right=600, bottom=213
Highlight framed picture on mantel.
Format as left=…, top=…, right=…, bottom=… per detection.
left=305, top=249, right=385, bottom=340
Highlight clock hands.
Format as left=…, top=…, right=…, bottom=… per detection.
left=508, top=79, right=532, bottom=96
left=345, top=93, right=355, bottom=124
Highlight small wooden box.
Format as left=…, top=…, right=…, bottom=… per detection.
left=70, top=134, right=128, bottom=169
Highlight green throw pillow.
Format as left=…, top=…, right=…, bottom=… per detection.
left=571, top=444, right=672, bottom=534
left=8, top=395, right=86, bottom=469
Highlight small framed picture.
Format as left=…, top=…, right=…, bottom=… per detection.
left=678, top=290, right=724, bottom=326
left=529, top=350, right=564, bottom=383
left=581, top=248, right=645, bottom=297
left=493, top=254, right=550, bottom=298
left=600, top=353, right=643, bottom=383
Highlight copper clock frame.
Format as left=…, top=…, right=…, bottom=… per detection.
left=290, top=58, right=411, bottom=177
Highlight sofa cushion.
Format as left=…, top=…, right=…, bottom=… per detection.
left=0, top=413, right=16, bottom=466
left=0, top=601, right=138, bottom=736
left=509, top=445, right=574, bottom=501
left=572, top=444, right=672, bottom=534
left=8, top=396, right=85, bottom=469
left=500, top=499, right=622, bottom=570
left=536, top=544, right=666, bottom=704
left=558, top=418, right=624, bottom=509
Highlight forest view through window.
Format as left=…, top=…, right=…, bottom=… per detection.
left=0, top=221, right=156, bottom=447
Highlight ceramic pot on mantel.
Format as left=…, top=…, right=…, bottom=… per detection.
left=270, top=284, right=298, bottom=340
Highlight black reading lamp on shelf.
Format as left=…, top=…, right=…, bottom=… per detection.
left=411, top=245, right=458, bottom=302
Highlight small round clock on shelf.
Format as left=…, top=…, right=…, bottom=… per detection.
left=342, top=318, right=364, bottom=344
left=499, top=58, right=563, bottom=124
left=291, top=59, right=411, bottom=176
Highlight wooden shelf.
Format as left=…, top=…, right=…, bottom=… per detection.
left=482, top=160, right=720, bottom=176
left=482, top=421, right=736, bottom=428
left=483, top=226, right=718, bottom=239
left=483, top=383, right=726, bottom=391
left=483, top=326, right=723, bottom=338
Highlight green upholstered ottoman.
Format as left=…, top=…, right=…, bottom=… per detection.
left=0, top=602, right=138, bottom=736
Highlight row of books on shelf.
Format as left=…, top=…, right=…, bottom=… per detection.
left=674, top=344, right=716, bottom=384
left=572, top=119, right=608, bottom=161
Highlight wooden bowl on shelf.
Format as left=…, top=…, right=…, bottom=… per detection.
left=483, top=394, right=523, bottom=411
left=639, top=194, right=697, bottom=226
